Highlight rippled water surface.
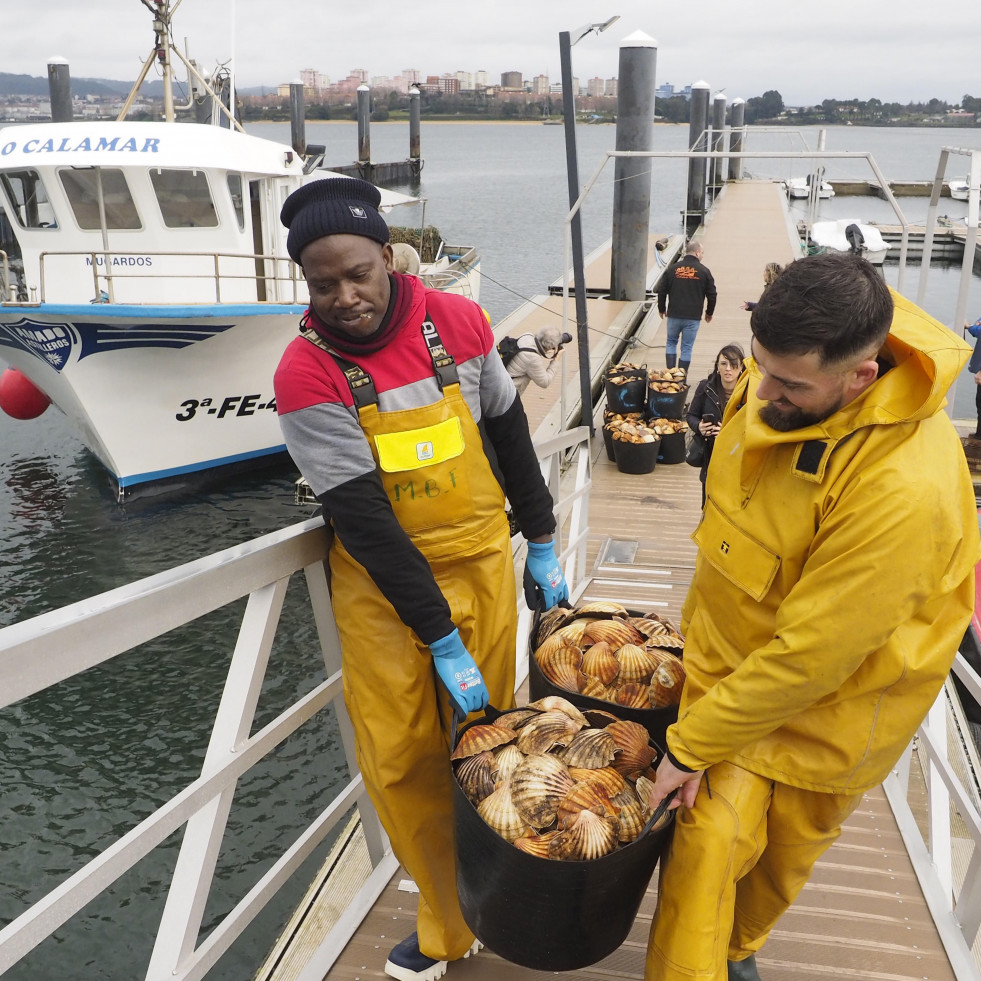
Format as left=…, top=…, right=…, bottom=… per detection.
left=1, top=121, right=980, bottom=978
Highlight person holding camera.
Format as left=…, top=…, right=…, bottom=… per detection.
left=685, top=343, right=745, bottom=505
left=505, top=325, right=572, bottom=395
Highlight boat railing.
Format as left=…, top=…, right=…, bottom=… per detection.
left=0, top=248, right=8, bottom=302
left=883, top=648, right=981, bottom=979
left=0, top=425, right=592, bottom=981
left=34, top=248, right=307, bottom=307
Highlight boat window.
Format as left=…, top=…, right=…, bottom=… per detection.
left=59, top=168, right=141, bottom=230
left=227, top=173, right=245, bottom=231
left=149, top=168, right=219, bottom=228
left=0, top=169, right=58, bottom=229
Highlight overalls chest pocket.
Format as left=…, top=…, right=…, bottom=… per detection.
left=373, top=414, right=475, bottom=532
left=693, top=499, right=780, bottom=602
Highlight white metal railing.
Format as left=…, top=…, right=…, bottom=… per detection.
left=0, top=427, right=592, bottom=980
left=884, top=649, right=981, bottom=980
left=0, top=248, right=8, bottom=301
left=34, top=248, right=307, bottom=306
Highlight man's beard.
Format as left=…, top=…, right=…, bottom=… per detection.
left=759, top=397, right=842, bottom=431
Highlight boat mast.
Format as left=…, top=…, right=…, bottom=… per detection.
left=117, top=0, right=246, bottom=132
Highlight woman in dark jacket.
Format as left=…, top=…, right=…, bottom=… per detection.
left=686, top=343, right=745, bottom=504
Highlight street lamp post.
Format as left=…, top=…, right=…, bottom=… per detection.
left=559, top=16, right=619, bottom=437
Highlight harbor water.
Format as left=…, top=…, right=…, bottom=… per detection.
left=1, top=122, right=980, bottom=979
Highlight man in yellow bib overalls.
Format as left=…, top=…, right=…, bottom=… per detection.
left=273, top=177, right=568, bottom=981
left=643, top=252, right=978, bottom=980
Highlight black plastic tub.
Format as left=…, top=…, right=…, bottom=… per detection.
left=646, top=386, right=688, bottom=420
left=612, top=436, right=659, bottom=475
left=453, top=709, right=674, bottom=971
left=604, top=365, right=648, bottom=414
left=657, top=431, right=686, bottom=464
left=602, top=417, right=616, bottom=462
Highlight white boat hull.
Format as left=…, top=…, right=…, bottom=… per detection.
left=808, top=219, right=888, bottom=265
left=785, top=177, right=835, bottom=199
left=0, top=303, right=303, bottom=496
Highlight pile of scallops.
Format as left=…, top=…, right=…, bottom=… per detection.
left=453, top=696, right=669, bottom=860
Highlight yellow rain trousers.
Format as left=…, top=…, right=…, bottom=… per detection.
left=329, top=379, right=516, bottom=963
left=644, top=763, right=862, bottom=980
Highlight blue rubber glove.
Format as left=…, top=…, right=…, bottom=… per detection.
left=429, top=628, right=488, bottom=716
left=524, top=541, right=569, bottom=609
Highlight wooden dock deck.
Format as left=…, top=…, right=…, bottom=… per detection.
left=306, top=181, right=961, bottom=981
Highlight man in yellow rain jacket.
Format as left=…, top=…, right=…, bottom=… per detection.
left=644, top=251, right=980, bottom=981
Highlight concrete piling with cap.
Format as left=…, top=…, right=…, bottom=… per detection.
left=357, top=84, right=371, bottom=176
left=47, top=57, right=72, bottom=122
left=685, top=81, right=710, bottom=236
left=610, top=31, right=657, bottom=302
left=709, top=91, right=727, bottom=198
left=290, top=80, right=306, bottom=157
left=728, top=99, right=745, bottom=181
left=410, top=87, right=422, bottom=179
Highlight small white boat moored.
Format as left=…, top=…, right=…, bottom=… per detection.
left=808, top=218, right=888, bottom=265
left=784, top=176, right=835, bottom=199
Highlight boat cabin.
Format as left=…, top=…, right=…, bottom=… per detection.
left=0, top=121, right=307, bottom=305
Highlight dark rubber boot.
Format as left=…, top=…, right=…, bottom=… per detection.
left=665, top=354, right=677, bottom=368
left=679, top=359, right=691, bottom=375
left=727, top=954, right=762, bottom=981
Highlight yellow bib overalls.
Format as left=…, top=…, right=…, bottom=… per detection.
left=316, top=318, right=517, bottom=961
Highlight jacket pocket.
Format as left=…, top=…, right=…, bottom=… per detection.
left=374, top=416, right=465, bottom=472
left=693, top=499, right=780, bottom=601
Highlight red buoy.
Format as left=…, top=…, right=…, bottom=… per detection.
left=0, top=368, right=51, bottom=420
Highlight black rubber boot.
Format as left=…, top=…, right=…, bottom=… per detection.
left=727, top=954, right=762, bottom=981
left=665, top=353, right=677, bottom=368
left=679, top=359, right=691, bottom=375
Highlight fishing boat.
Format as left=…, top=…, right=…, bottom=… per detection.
left=783, top=175, right=835, bottom=199
left=0, top=3, right=479, bottom=502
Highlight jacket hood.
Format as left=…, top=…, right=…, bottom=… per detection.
left=732, top=288, right=971, bottom=458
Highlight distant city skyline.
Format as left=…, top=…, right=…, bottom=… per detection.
left=3, top=1, right=979, bottom=107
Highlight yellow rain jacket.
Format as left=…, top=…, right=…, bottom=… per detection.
left=669, top=291, right=979, bottom=793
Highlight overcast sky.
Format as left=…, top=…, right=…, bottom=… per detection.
left=3, top=0, right=978, bottom=107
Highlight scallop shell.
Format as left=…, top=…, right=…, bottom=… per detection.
left=511, top=753, right=576, bottom=828
left=615, top=682, right=651, bottom=709
left=533, top=629, right=579, bottom=664
left=616, top=643, right=660, bottom=685
left=450, top=723, right=517, bottom=761
left=538, top=644, right=583, bottom=692
left=532, top=606, right=574, bottom=648
left=548, top=808, right=619, bottom=860
left=515, top=710, right=581, bottom=754
left=455, top=750, right=496, bottom=804
left=556, top=780, right=618, bottom=829
left=535, top=621, right=587, bottom=656
left=649, top=659, right=686, bottom=707
left=575, top=601, right=629, bottom=616
left=559, top=727, right=618, bottom=769
left=582, top=708, right=622, bottom=728
left=568, top=765, right=626, bottom=798
left=616, top=796, right=649, bottom=843
left=635, top=775, right=656, bottom=816
left=606, top=720, right=657, bottom=778
left=582, top=618, right=645, bottom=649
left=513, top=829, right=562, bottom=858
left=493, top=708, right=540, bottom=730
left=580, top=675, right=617, bottom=700
left=493, top=744, right=525, bottom=783
left=524, top=696, right=588, bottom=727
left=477, top=780, right=530, bottom=842
left=646, top=635, right=685, bottom=651
left=581, top=642, right=621, bottom=685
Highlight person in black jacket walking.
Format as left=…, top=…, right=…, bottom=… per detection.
left=657, top=240, right=717, bottom=373
left=686, top=343, right=745, bottom=505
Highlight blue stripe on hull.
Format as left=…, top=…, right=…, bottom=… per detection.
left=2, top=303, right=307, bottom=319
left=117, top=443, right=289, bottom=488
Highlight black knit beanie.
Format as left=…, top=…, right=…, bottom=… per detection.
left=281, top=177, right=390, bottom=263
